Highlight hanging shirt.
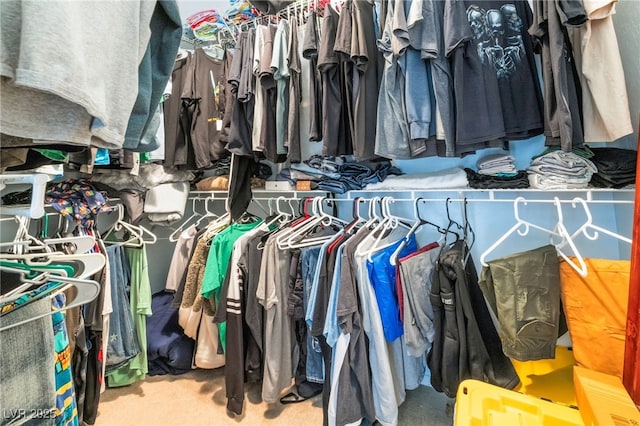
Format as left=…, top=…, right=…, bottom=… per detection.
left=183, top=48, right=229, bottom=168
left=445, top=0, right=544, bottom=149
left=335, top=226, right=376, bottom=426
left=201, top=219, right=263, bottom=351
left=52, top=294, right=79, bottom=426
left=318, top=5, right=352, bottom=157
left=529, top=0, right=587, bottom=151
left=302, top=13, right=323, bottom=142
left=271, top=19, right=291, bottom=158
left=354, top=228, right=407, bottom=426
left=568, top=0, right=633, bottom=143
left=106, top=246, right=152, bottom=387
left=0, top=2, right=156, bottom=149
left=257, top=229, right=294, bottom=404
left=366, top=234, right=418, bottom=342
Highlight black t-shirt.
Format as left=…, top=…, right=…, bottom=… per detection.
left=445, top=0, right=544, bottom=146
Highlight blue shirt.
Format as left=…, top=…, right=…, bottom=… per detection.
left=366, top=234, right=418, bottom=342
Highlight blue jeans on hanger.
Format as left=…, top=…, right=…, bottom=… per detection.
left=301, top=246, right=325, bottom=384
left=0, top=297, right=57, bottom=423
left=105, top=245, right=141, bottom=371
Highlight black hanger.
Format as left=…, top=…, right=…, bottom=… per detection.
left=444, top=198, right=463, bottom=243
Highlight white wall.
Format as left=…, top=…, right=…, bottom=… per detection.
left=176, top=0, right=232, bottom=21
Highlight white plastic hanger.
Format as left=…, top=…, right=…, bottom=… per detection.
left=41, top=235, right=96, bottom=255
left=263, top=196, right=293, bottom=229
left=169, top=198, right=203, bottom=242
left=0, top=251, right=106, bottom=281
left=102, top=204, right=157, bottom=247
left=282, top=197, right=340, bottom=249
left=480, top=196, right=563, bottom=267
left=480, top=196, right=588, bottom=276
left=0, top=273, right=101, bottom=332
left=550, top=197, right=589, bottom=277
left=356, top=197, right=410, bottom=261
left=566, top=197, right=632, bottom=245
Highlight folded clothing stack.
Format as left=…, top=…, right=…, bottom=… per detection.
left=365, top=167, right=469, bottom=190
left=465, top=168, right=529, bottom=189
left=289, top=155, right=400, bottom=193
left=527, top=151, right=597, bottom=189
left=476, top=153, right=517, bottom=176
left=589, top=147, right=637, bottom=188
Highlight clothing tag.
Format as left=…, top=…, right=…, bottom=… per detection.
left=216, top=120, right=223, bottom=131
left=129, top=153, right=140, bottom=176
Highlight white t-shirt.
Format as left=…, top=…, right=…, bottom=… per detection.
left=570, top=0, right=633, bottom=142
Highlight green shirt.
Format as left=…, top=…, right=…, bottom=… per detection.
left=106, top=246, right=152, bottom=387
left=201, top=220, right=263, bottom=351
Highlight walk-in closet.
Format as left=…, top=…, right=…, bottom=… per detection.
left=1, top=0, right=639, bottom=425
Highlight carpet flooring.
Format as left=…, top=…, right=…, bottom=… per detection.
left=96, top=368, right=455, bottom=425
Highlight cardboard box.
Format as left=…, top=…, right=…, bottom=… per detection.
left=573, top=366, right=640, bottom=426
left=295, top=180, right=312, bottom=191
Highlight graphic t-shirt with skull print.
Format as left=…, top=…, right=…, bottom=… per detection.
left=445, top=0, right=544, bottom=147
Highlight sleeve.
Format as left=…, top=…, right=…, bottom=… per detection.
left=201, top=234, right=227, bottom=299
left=556, top=0, right=588, bottom=26
left=443, top=0, right=474, bottom=57
left=137, top=248, right=152, bottom=316
left=582, top=0, right=616, bottom=19
left=256, top=237, right=278, bottom=310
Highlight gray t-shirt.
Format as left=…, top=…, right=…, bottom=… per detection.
left=256, top=230, right=295, bottom=404
left=1, top=1, right=155, bottom=149
left=335, top=226, right=377, bottom=425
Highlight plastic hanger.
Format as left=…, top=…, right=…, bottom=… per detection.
left=102, top=205, right=157, bottom=247
left=195, top=198, right=220, bottom=229
left=550, top=197, right=588, bottom=277
left=480, top=197, right=563, bottom=267
left=263, top=196, right=293, bottom=229
left=359, top=197, right=410, bottom=262
left=274, top=197, right=319, bottom=248
left=202, top=212, right=231, bottom=243
left=566, top=197, right=632, bottom=245
left=460, top=198, right=476, bottom=265
left=0, top=252, right=106, bottom=280
left=390, top=197, right=447, bottom=266
left=41, top=235, right=96, bottom=255
left=0, top=273, right=101, bottom=332
left=326, top=197, right=367, bottom=254
left=169, top=198, right=203, bottom=242
left=283, top=198, right=341, bottom=249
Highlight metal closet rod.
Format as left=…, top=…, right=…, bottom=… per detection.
left=183, top=195, right=633, bottom=205
left=247, top=197, right=634, bottom=205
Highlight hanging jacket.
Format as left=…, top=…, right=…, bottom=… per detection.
left=428, top=241, right=520, bottom=398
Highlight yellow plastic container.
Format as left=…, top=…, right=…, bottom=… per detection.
left=511, top=345, right=578, bottom=406
left=454, top=379, right=585, bottom=426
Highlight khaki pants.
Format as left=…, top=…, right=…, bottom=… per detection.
left=559, top=258, right=630, bottom=378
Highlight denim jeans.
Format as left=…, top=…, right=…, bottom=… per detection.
left=0, top=297, right=56, bottom=425
left=301, top=246, right=325, bottom=383
left=105, top=245, right=141, bottom=371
